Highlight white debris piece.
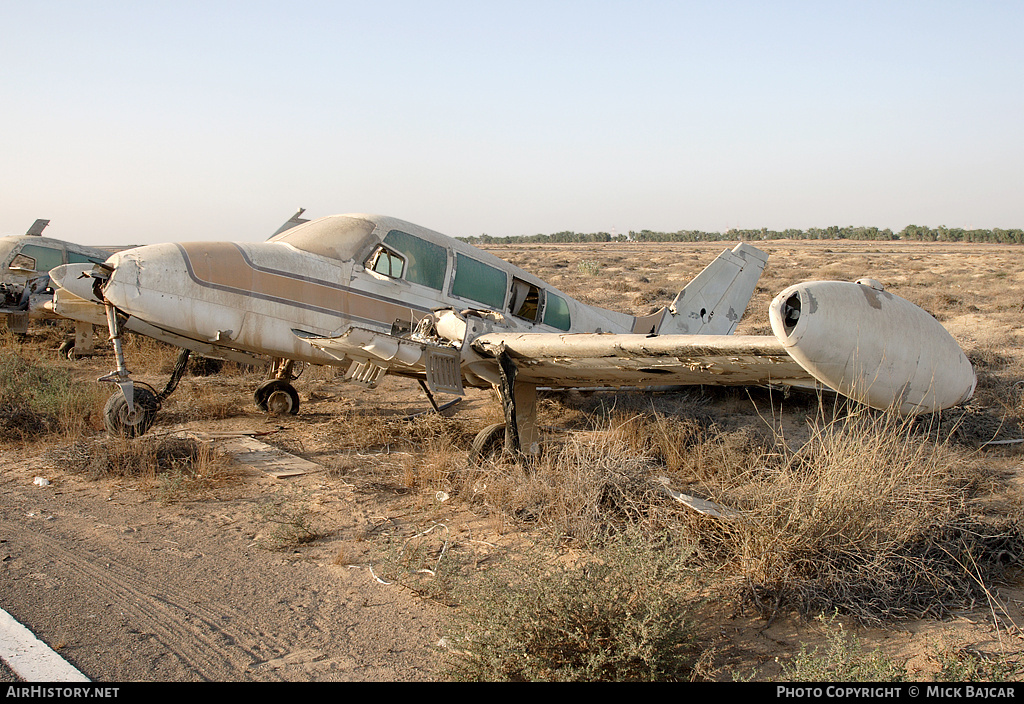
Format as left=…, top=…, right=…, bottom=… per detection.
left=654, top=477, right=742, bottom=519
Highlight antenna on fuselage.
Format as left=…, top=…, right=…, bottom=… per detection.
left=270, top=208, right=310, bottom=237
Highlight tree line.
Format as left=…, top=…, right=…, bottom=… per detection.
left=460, top=225, right=1024, bottom=245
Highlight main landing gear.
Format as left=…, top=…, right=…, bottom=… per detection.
left=57, top=321, right=99, bottom=360
left=254, top=358, right=301, bottom=416
left=468, top=345, right=540, bottom=464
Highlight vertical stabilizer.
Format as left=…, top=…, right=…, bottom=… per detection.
left=656, top=242, right=768, bottom=335
left=25, top=219, right=49, bottom=236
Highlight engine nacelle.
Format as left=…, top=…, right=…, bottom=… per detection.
left=768, top=280, right=975, bottom=415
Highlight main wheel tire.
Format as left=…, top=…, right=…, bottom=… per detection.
left=57, top=338, right=75, bottom=360
left=103, top=388, right=159, bottom=438
left=469, top=423, right=507, bottom=464
left=254, top=380, right=300, bottom=415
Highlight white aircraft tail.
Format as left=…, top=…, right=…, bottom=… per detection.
left=656, top=242, right=768, bottom=335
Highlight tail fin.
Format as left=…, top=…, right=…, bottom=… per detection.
left=654, top=242, right=768, bottom=335
left=25, top=219, right=49, bottom=236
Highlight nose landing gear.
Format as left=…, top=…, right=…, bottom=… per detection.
left=103, top=386, right=159, bottom=438
left=100, top=303, right=196, bottom=438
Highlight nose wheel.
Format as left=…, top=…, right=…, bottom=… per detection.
left=103, top=387, right=159, bottom=438
left=254, top=379, right=300, bottom=415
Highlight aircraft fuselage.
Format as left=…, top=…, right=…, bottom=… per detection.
left=100, top=214, right=637, bottom=375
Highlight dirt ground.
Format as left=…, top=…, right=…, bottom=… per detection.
left=1, top=240, right=1023, bottom=682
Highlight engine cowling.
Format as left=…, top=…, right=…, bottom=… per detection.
left=768, top=280, right=975, bottom=415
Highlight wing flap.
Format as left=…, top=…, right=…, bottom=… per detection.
left=294, top=326, right=464, bottom=394
left=471, top=333, right=815, bottom=389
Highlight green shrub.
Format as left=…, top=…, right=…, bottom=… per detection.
left=444, top=532, right=707, bottom=682
left=777, top=613, right=908, bottom=682
left=0, top=351, right=105, bottom=439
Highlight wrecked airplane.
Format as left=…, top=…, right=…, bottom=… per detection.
left=0, top=219, right=117, bottom=357
left=48, top=213, right=976, bottom=452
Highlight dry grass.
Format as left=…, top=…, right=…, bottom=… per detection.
left=43, top=434, right=236, bottom=502
left=458, top=400, right=1024, bottom=624
left=0, top=349, right=109, bottom=442
left=321, top=411, right=476, bottom=499
left=700, top=408, right=1011, bottom=623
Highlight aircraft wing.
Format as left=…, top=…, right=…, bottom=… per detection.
left=470, top=332, right=817, bottom=389
left=470, top=280, right=978, bottom=415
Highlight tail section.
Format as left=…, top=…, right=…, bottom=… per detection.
left=653, top=242, right=768, bottom=335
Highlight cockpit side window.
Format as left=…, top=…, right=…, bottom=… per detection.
left=68, top=252, right=108, bottom=265
left=543, top=292, right=572, bottom=331
left=380, top=230, right=446, bottom=290
left=366, top=247, right=405, bottom=279
left=509, top=277, right=542, bottom=322
left=9, top=244, right=64, bottom=273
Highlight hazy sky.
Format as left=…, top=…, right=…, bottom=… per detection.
left=2, top=1, right=1022, bottom=246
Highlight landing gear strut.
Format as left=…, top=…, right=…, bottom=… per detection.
left=99, top=304, right=195, bottom=438
left=469, top=344, right=539, bottom=463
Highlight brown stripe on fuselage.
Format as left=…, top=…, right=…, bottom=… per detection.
left=177, top=242, right=422, bottom=327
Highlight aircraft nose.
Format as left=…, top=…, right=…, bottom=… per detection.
left=101, top=246, right=165, bottom=310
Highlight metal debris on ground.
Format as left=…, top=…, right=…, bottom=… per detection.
left=180, top=430, right=320, bottom=478
left=654, top=477, right=742, bottom=519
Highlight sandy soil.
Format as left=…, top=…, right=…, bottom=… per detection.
left=1, top=240, right=1023, bottom=682
left=0, top=373, right=499, bottom=682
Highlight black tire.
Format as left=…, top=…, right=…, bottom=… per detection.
left=254, top=379, right=300, bottom=415
left=103, top=388, right=159, bottom=438
left=469, top=423, right=507, bottom=464
left=57, top=338, right=75, bottom=360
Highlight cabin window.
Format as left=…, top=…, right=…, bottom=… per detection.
left=366, top=246, right=405, bottom=279
left=381, top=230, right=446, bottom=290
left=68, top=252, right=108, bottom=265
left=543, top=292, right=571, bottom=331
left=452, top=253, right=507, bottom=309
left=9, top=245, right=63, bottom=273
left=509, top=277, right=542, bottom=322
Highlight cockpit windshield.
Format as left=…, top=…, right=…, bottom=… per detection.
left=268, top=216, right=378, bottom=262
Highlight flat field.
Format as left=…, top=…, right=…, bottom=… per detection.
left=0, top=240, right=1021, bottom=682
